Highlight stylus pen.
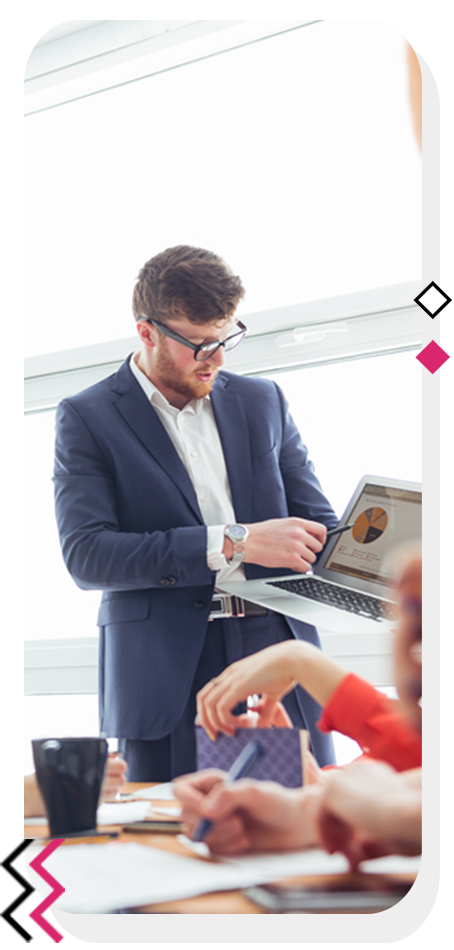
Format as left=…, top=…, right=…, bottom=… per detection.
left=326, top=523, right=355, bottom=538
left=190, top=739, right=266, bottom=843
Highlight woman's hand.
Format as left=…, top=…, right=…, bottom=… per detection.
left=197, top=642, right=301, bottom=738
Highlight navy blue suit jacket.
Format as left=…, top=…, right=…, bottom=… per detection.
left=54, top=357, right=337, bottom=741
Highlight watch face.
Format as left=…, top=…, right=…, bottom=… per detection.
left=229, top=524, right=247, bottom=540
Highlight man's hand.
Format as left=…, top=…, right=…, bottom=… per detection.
left=316, top=760, right=422, bottom=869
left=245, top=517, right=327, bottom=572
left=174, top=770, right=322, bottom=854
left=223, top=518, right=327, bottom=572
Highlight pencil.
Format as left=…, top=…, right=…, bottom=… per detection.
left=59, top=833, right=120, bottom=845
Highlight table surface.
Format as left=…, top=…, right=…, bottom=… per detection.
left=24, top=782, right=416, bottom=915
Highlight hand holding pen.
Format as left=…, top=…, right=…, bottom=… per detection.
left=174, top=755, right=318, bottom=855
left=325, top=523, right=355, bottom=540
left=190, top=740, right=266, bottom=842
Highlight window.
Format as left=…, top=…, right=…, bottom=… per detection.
left=24, top=20, right=421, bottom=761
left=25, top=21, right=420, bottom=358
left=265, top=351, right=422, bottom=517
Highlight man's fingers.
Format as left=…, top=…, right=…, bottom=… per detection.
left=246, top=518, right=328, bottom=571
left=303, top=519, right=328, bottom=546
left=200, top=816, right=251, bottom=854
left=201, top=779, right=268, bottom=823
left=173, top=770, right=226, bottom=807
left=293, top=557, right=314, bottom=573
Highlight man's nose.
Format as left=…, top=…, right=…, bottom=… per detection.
left=207, top=345, right=225, bottom=367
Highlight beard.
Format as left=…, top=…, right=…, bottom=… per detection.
left=154, top=344, right=219, bottom=402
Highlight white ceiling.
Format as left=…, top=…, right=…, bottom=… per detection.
left=25, top=20, right=315, bottom=114
left=22, top=20, right=103, bottom=50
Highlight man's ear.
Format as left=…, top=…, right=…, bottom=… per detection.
left=136, top=320, right=158, bottom=349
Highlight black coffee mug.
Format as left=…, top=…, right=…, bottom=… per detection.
left=32, top=737, right=108, bottom=837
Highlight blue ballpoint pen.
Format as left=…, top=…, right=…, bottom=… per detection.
left=190, top=739, right=266, bottom=843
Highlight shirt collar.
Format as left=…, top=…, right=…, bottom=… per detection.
left=130, top=352, right=208, bottom=415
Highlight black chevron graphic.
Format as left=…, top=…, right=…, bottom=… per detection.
left=0, top=838, right=41, bottom=943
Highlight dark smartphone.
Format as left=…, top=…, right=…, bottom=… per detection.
left=122, top=820, right=183, bottom=834
left=244, top=877, right=412, bottom=913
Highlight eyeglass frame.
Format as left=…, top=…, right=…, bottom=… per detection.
left=139, top=317, right=248, bottom=362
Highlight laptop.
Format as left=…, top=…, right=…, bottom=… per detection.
left=219, top=475, right=422, bottom=633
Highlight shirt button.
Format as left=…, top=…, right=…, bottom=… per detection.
left=191, top=450, right=198, bottom=458
left=194, top=598, right=207, bottom=609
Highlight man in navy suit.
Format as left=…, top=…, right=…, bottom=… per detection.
left=54, top=245, right=338, bottom=780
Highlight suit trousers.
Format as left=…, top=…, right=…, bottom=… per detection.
left=120, top=612, right=335, bottom=781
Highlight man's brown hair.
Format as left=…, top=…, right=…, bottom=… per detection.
left=132, top=245, right=245, bottom=325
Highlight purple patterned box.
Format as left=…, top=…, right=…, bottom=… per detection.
left=195, top=726, right=307, bottom=788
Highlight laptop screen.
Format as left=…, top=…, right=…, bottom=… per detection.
left=318, top=480, right=422, bottom=592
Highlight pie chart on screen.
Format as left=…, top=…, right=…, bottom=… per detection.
left=352, top=507, right=388, bottom=544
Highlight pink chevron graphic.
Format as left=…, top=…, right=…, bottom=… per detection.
left=29, top=839, right=65, bottom=943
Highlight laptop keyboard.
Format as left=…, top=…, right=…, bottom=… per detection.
left=267, top=576, right=398, bottom=622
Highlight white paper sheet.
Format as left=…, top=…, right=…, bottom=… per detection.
left=225, top=850, right=420, bottom=878
left=25, top=840, right=420, bottom=914
left=97, top=801, right=151, bottom=825
left=25, top=841, right=344, bottom=913
left=119, top=782, right=176, bottom=801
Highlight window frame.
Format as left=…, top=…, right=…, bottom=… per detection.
left=24, top=281, right=422, bottom=413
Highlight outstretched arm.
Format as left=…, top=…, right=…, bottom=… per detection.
left=197, top=639, right=347, bottom=738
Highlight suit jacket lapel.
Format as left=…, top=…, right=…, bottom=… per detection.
left=110, top=358, right=204, bottom=523
left=211, top=373, right=253, bottom=524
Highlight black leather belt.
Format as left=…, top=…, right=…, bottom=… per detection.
left=208, top=593, right=268, bottom=620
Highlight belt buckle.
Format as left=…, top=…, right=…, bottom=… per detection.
left=208, top=594, right=232, bottom=620
left=232, top=596, right=245, bottom=618
left=208, top=594, right=246, bottom=620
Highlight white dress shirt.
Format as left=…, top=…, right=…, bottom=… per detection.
left=130, top=354, right=246, bottom=585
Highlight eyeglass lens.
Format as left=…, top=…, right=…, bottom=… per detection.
left=195, top=329, right=246, bottom=360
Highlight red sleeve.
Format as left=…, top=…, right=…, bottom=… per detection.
left=317, top=672, right=421, bottom=772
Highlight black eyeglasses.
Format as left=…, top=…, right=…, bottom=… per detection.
left=141, top=318, right=248, bottom=362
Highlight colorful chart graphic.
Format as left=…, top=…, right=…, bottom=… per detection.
left=352, top=507, right=388, bottom=544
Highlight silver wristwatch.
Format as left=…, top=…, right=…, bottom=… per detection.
left=224, top=523, right=250, bottom=564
